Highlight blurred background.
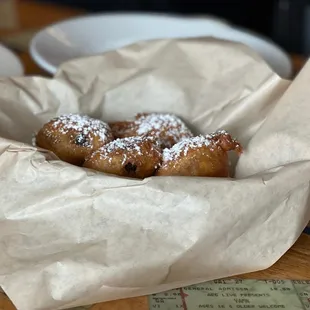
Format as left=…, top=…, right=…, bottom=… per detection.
left=33, top=0, right=308, bottom=54
left=0, top=0, right=308, bottom=76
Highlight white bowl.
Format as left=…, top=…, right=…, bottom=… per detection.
left=30, top=13, right=292, bottom=78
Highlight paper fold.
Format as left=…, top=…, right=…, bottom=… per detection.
left=0, top=38, right=308, bottom=310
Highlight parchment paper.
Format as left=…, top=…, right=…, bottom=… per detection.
left=0, top=38, right=309, bottom=310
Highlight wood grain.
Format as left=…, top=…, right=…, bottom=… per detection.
left=0, top=0, right=18, bottom=29
left=238, top=234, right=310, bottom=280
left=0, top=0, right=84, bottom=34
left=0, top=0, right=84, bottom=76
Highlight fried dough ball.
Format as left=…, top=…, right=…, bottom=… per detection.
left=108, top=121, right=137, bottom=139
left=109, top=113, right=193, bottom=148
left=156, top=130, right=242, bottom=177
left=35, top=114, right=114, bottom=166
left=83, top=136, right=162, bottom=179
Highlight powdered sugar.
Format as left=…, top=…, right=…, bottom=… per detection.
left=162, top=135, right=213, bottom=162
left=48, top=114, right=112, bottom=147
left=100, top=136, right=144, bottom=157
left=162, top=129, right=241, bottom=162
left=136, top=113, right=193, bottom=145
left=90, top=135, right=161, bottom=165
left=109, top=113, right=193, bottom=148
left=209, top=129, right=228, bottom=137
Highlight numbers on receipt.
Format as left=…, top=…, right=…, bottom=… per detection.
left=149, top=279, right=310, bottom=309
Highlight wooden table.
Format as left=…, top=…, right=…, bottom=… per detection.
left=0, top=1, right=309, bottom=310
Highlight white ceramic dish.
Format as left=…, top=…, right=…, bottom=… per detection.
left=0, top=44, right=23, bottom=77
left=30, top=13, right=292, bottom=78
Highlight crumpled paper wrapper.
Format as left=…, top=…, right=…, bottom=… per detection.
left=0, top=38, right=309, bottom=310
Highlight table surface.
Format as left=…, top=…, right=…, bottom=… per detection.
left=0, top=1, right=309, bottom=310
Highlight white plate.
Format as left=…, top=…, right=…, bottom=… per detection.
left=30, top=13, right=292, bottom=78
left=0, top=44, right=23, bottom=77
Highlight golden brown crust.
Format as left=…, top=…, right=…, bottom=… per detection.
left=36, top=114, right=114, bottom=166
left=108, top=121, right=138, bottom=139
left=83, top=136, right=162, bottom=179
left=109, top=113, right=193, bottom=149
left=156, top=130, right=242, bottom=177
left=35, top=113, right=243, bottom=180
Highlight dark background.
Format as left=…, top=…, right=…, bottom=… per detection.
left=36, top=0, right=308, bottom=54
